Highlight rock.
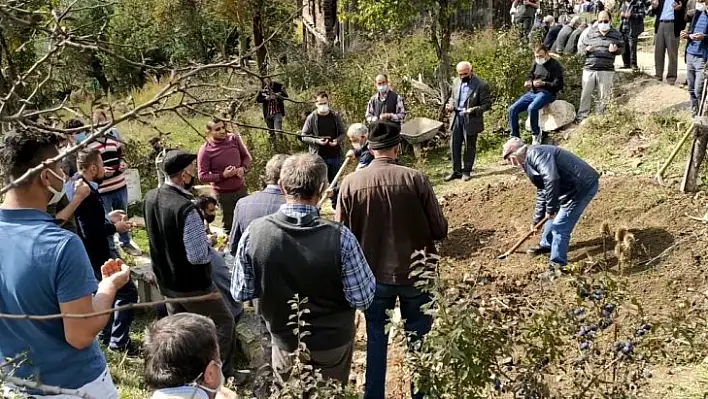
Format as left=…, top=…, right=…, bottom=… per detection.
left=525, top=100, right=577, bottom=132
left=235, top=313, right=267, bottom=369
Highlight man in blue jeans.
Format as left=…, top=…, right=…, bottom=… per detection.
left=508, top=44, right=564, bottom=145
left=502, top=138, right=599, bottom=278
left=682, top=0, right=708, bottom=116
left=337, top=121, right=448, bottom=398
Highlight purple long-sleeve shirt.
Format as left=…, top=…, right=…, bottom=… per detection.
left=197, top=134, right=252, bottom=193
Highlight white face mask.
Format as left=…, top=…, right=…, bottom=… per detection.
left=45, top=168, right=66, bottom=205
left=535, top=57, right=547, bottom=65
left=697, top=2, right=706, bottom=12
left=598, top=22, right=611, bottom=32
left=377, top=84, right=388, bottom=93
left=316, top=104, right=330, bottom=114
left=192, top=361, right=224, bottom=396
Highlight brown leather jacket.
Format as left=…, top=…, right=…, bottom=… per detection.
left=335, top=157, right=448, bottom=285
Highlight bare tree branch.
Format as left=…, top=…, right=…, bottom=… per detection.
left=0, top=292, right=221, bottom=321
left=3, top=374, right=93, bottom=399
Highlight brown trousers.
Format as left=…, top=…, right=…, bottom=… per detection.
left=166, top=287, right=235, bottom=377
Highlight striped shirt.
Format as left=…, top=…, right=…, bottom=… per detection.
left=87, top=136, right=126, bottom=194
left=231, top=203, right=376, bottom=310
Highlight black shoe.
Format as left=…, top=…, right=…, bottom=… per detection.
left=444, top=173, right=462, bottom=182
left=619, top=65, right=631, bottom=70
left=526, top=246, right=551, bottom=256
left=462, top=173, right=472, bottom=182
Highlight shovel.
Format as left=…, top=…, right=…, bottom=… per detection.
left=497, top=215, right=551, bottom=260
left=317, top=157, right=352, bottom=208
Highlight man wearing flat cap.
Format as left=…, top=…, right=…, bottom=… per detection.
left=144, top=150, right=235, bottom=379
left=336, top=120, right=448, bottom=399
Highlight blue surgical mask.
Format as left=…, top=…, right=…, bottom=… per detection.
left=377, top=84, right=388, bottom=93
left=74, top=132, right=87, bottom=144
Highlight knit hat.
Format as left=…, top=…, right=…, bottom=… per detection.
left=368, top=120, right=401, bottom=150
left=163, top=150, right=197, bottom=175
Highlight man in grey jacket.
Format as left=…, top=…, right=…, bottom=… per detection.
left=553, top=16, right=582, bottom=54
left=300, top=91, right=346, bottom=207
left=444, top=61, right=492, bottom=182
left=502, top=138, right=599, bottom=277
left=576, top=11, right=624, bottom=123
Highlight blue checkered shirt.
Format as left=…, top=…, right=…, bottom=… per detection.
left=228, top=185, right=285, bottom=255
left=230, top=203, right=376, bottom=310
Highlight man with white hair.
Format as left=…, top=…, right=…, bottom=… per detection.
left=501, top=138, right=599, bottom=278
left=345, top=123, right=373, bottom=170
left=444, top=61, right=491, bottom=182
left=365, top=74, right=407, bottom=125
left=552, top=16, right=582, bottom=54
left=231, top=153, right=375, bottom=383
left=543, top=16, right=563, bottom=48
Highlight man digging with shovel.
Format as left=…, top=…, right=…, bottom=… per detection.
left=502, top=138, right=599, bottom=279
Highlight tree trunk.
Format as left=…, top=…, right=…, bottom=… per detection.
left=433, top=0, right=452, bottom=120
left=252, top=0, right=268, bottom=74
left=682, top=126, right=708, bottom=192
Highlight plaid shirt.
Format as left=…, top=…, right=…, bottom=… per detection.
left=267, top=98, right=281, bottom=116
left=365, top=92, right=407, bottom=123
left=228, top=185, right=285, bottom=255
left=231, top=203, right=376, bottom=310
left=165, top=182, right=211, bottom=265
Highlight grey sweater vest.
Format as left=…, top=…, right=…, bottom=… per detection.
left=248, top=211, right=355, bottom=352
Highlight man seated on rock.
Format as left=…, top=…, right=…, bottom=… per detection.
left=508, top=44, right=564, bottom=145
left=566, top=21, right=589, bottom=55
left=502, top=138, right=599, bottom=279
left=542, top=16, right=562, bottom=48
left=145, top=313, right=236, bottom=399
left=231, top=153, right=376, bottom=383
left=553, top=16, right=582, bottom=54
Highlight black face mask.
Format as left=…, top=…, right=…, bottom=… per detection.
left=460, top=75, right=471, bottom=83
left=204, top=213, right=216, bottom=224
left=184, top=174, right=195, bottom=190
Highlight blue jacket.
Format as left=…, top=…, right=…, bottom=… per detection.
left=523, top=145, right=599, bottom=224
left=686, top=11, right=708, bottom=61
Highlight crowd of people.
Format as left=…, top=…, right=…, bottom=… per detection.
left=1, top=2, right=706, bottom=397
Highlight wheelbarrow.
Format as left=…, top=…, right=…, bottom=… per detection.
left=401, top=117, right=444, bottom=159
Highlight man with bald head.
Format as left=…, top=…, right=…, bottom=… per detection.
left=444, top=61, right=491, bottom=182
left=365, top=74, right=407, bottom=125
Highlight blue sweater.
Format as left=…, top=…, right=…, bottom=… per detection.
left=687, top=11, right=708, bottom=60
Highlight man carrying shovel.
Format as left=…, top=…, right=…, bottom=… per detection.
left=502, top=138, right=599, bottom=278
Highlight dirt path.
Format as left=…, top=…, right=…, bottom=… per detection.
left=614, top=43, right=691, bottom=114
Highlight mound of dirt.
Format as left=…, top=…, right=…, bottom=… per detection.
left=438, top=176, right=708, bottom=315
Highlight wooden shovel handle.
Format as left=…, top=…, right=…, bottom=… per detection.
left=317, top=157, right=352, bottom=208
left=498, top=215, right=551, bottom=259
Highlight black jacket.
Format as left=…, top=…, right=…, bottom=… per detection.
left=523, top=145, right=599, bottom=224
left=650, top=0, right=687, bottom=37
left=543, top=25, right=564, bottom=49
left=144, top=184, right=212, bottom=296
left=255, top=81, right=288, bottom=118
left=526, top=57, right=564, bottom=95
left=74, top=177, right=116, bottom=273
